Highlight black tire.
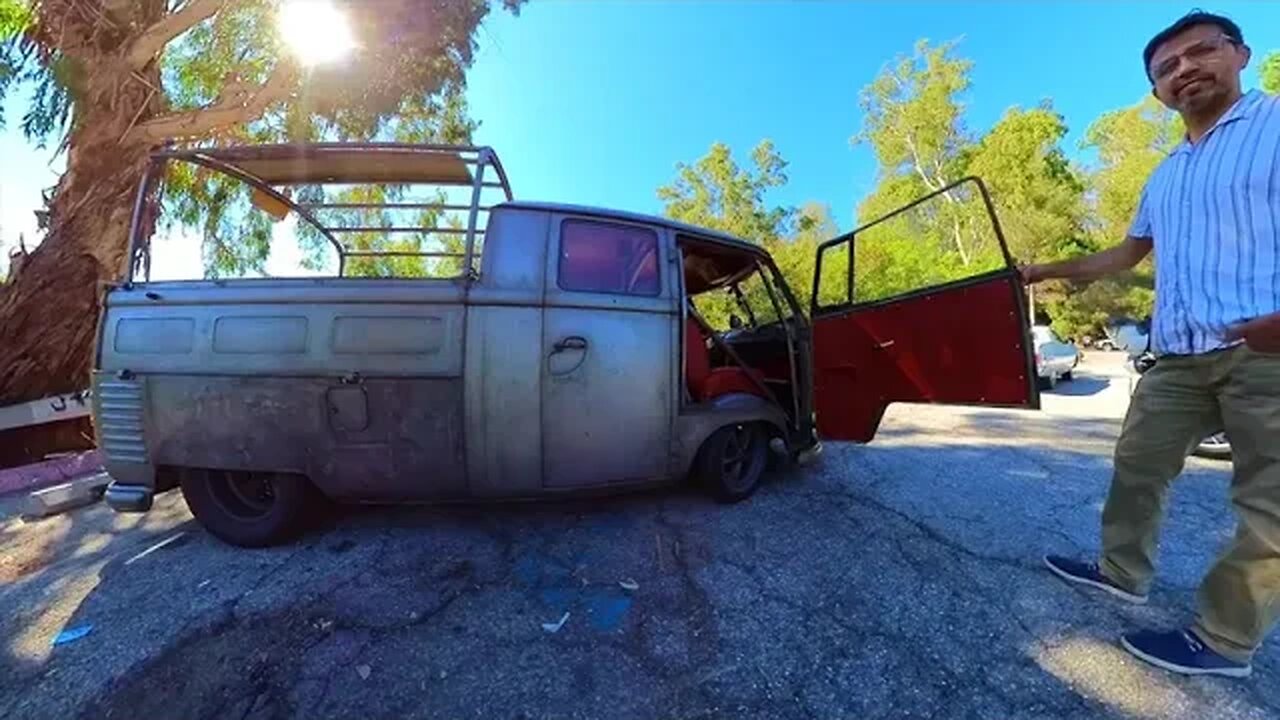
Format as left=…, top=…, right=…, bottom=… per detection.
left=695, top=423, right=769, bottom=504
left=179, top=468, right=318, bottom=548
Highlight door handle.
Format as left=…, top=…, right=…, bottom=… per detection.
left=553, top=336, right=588, bottom=352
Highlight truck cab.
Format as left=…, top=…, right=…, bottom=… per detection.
left=93, top=143, right=1037, bottom=547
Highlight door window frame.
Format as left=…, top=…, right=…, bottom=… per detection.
left=810, top=176, right=1018, bottom=319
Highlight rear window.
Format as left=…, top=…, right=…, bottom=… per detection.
left=558, top=219, right=660, bottom=296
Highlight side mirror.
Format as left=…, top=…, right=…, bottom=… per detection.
left=729, top=314, right=743, bottom=330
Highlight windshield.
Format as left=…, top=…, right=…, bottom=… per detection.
left=692, top=263, right=791, bottom=333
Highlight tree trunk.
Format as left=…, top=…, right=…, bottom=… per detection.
left=0, top=69, right=161, bottom=467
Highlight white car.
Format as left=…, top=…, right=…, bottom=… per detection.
left=1032, top=325, right=1080, bottom=389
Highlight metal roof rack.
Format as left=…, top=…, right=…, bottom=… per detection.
left=127, top=143, right=514, bottom=282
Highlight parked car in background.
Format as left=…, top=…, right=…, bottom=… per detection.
left=1032, top=325, right=1079, bottom=389
left=1111, top=318, right=1151, bottom=357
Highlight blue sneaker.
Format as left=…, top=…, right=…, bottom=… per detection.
left=1043, top=554, right=1148, bottom=604
left=1121, top=628, right=1252, bottom=678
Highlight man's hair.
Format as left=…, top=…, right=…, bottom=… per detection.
left=1143, top=9, right=1244, bottom=81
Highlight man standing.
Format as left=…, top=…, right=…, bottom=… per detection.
left=1022, top=10, right=1280, bottom=678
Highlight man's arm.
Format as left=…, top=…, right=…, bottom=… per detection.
left=1019, top=236, right=1153, bottom=285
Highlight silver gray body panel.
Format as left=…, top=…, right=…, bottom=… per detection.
left=462, top=206, right=549, bottom=497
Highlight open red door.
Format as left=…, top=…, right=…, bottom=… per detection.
left=809, top=177, right=1039, bottom=442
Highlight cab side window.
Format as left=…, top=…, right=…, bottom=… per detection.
left=558, top=219, right=660, bottom=296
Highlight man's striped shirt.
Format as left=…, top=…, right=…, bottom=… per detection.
left=1128, top=88, right=1280, bottom=356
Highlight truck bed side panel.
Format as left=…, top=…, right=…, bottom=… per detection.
left=95, top=280, right=467, bottom=501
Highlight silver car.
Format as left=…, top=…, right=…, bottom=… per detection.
left=1032, top=325, right=1079, bottom=389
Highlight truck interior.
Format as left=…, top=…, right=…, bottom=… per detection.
left=678, top=234, right=804, bottom=426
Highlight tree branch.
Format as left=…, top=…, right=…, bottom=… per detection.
left=124, top=0, right=230, bottom=69
left=128, top=62, right=296, bottom=143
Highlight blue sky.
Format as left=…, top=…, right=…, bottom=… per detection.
left=3, top=1, right=1279, bottom=269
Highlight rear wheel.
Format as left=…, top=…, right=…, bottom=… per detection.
left=179, top=468, right=318, bottom=548
left=696, top=423, right=769, bottom=503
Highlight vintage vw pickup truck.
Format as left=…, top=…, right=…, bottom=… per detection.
left=92, top=143, right=1038, bottom=546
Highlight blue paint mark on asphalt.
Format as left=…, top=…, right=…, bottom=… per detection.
left=539, top=588, right=575, bottom=610
left=514, top=554, right=542, bottom=586
left=584, top=591, right=632, bottom=632
left=519, top=549, right=634, bottom=632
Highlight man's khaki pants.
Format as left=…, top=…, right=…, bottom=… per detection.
left=1100, top=344, right=1280, bottom=663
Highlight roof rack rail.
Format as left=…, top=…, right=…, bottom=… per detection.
left=126, top=142, right=514, bottom=282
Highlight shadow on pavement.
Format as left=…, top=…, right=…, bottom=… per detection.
left=1045, top=376, right=1112, bottom=397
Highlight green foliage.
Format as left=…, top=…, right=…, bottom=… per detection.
left=854, top=38, right=972, bottom=187
left=156, top=79, right=480, bottom=280
left=149, top=1, right=500, bottom=279
left=850, top=39, right=1088, bottom=315
left=965, top=103, right=1087, bottom=263
left=162, top=1, right=282, bottom=119
left=767, top=202, right=841, bottom=313
left=847, top=36, right=1175, bottom=340
left=6, top=0, right=516, bottom=279
left=0, top=0, right=28, bottom=33
left=657, top=139, right=816, bottom=329
left=657, top=140, right=793, bottom=245
left=1031, top=94, right=1182, bottom=338
left=666, top=39, right=1095, bottom=331
left=1263, top=51, right=1280, bottom=94
left=0, top=0, right=70, bottom=141
left=159, top=161, right=276, bottom=279
left=1079, top=95, right=1182, bottom=240
left=665, top=36, right=1164, bottom=343
left=850, top=37, right=1017, bottom=305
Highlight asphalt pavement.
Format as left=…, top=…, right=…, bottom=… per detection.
left=1, top=351, right=1275, bottom=720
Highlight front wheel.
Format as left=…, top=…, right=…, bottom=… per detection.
left=695, top=423, right=769, bottom=504
left=179, top=468, right=319, bottom=548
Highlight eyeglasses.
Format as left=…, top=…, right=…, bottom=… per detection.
left=1150, top=34, right=1238, bottom=81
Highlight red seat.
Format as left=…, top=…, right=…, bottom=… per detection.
left=684, top=317, right=766, bottom=401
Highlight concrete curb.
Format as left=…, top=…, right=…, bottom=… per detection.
left=20, top=472, right=111, bottom=520
left=0, top=450, right=104, bottom=498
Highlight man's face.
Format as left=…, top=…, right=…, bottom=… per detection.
left=1148, top=23, right=1251, bottom=114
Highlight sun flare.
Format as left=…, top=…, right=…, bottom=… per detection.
left=277, top=0, right=357, bottom=66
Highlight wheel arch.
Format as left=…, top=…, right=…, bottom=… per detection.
left=675, top=393, right=790, bottom=477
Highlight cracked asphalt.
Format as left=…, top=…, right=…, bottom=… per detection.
left=2, top=352, right=1277, bottom=719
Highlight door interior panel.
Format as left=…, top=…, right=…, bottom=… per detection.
left=813, top=273, right=1036, bottom=441
left=809, top=177, right=1039, bottom=443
